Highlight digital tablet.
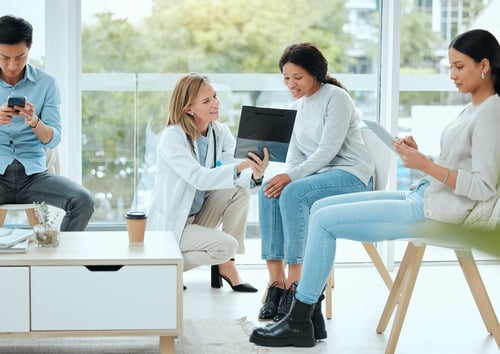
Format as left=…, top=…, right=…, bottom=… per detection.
left=363, top=120, right=398, bottom=153
left=234, top=105, right=297, bottom=162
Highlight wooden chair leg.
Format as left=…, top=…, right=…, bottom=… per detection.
left=326, top=243, right=392, bottom=321
left=377, top=242, right=419, bottom=333
left=326, top=269, right=334, bottom=319
left=25, top=208, right=38, bottom=228
left=0, top=206, right=38, bottom=228
left=383, top=243, right=426, bottom=354
left=455, top=249, right=500, bottom=348
left=0, top=209, right=7, bottom=227
left=363, top=242, right=393, bottom=289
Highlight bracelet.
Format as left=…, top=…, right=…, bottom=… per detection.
left=441, top=169, right=451, bottom=184
left=30, top=118, right=40, bottom=129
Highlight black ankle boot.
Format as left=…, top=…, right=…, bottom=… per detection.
left=273, top=282, right=296, bottom=322
left=258, top=281, right=284, bottom=320
left=312, top=294, right=327, bottom=340
left=250, top=297, right=316, bottom=347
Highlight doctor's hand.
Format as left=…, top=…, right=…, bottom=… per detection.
left=263, top=173, right=291, bottom=198
left=247, top=147, right=269, bottom=181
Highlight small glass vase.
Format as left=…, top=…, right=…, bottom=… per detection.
left=33, top=224, right=60, bottom=248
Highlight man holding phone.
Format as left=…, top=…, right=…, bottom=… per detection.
left=0, top=15, right=95, bottom=231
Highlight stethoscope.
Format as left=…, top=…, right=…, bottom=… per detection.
left=210, top=123, right=221, bottom=168
left=188, top=123, right=221, bottom=168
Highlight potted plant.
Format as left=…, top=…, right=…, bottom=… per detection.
left=33, top=202, right=63, bottom=247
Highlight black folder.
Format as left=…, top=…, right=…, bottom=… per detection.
left=234, top=105, right=297, bottom=162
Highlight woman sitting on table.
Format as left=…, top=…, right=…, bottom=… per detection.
left=250, top=28, right=500, bottom=347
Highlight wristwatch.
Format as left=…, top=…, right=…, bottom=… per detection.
left=252, top=175, right=263, bottom=186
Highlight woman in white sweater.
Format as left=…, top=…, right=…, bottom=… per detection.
left=251, top=29, right=500, bottom=348
left=147, top=73, right=269, bottom=292
left=258, top=42, right=375, bottom=325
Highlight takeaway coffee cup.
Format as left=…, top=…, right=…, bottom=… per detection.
left=125, top=211, right=147, bottom=244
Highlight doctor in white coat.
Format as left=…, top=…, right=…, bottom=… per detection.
left=148, top=73, right=269, bottom=292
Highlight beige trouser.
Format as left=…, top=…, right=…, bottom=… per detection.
left=180, top=186, right=250, bottom=272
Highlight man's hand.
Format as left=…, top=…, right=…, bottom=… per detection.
left=0, top=103, right=16, bottom=125
left=16, top=100, right=40, bottom=127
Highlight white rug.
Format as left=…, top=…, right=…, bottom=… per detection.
left=0, top=318, right=269, bottom=354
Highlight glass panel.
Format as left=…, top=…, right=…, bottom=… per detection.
left=397, top=0, right=491, bottom=189
left=1, top=0, right=45, bottom=69
left=81, top=0, right=382, bottom=229
left=397, top=0, right=497, bottom=262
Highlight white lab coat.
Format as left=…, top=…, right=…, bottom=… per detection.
left=147, top=122, right=256, bottom=242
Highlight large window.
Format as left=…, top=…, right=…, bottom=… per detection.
left=393, top=0, right=497, bottom=263
left=397, top=0, right=489, bottom=191
left=80, top=0, right=382, bottom=225
left=6, top=0, right=499, bottom=263
left=2, top=0, right=45, bottom=68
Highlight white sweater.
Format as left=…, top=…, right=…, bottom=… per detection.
left=285, top=83, right=374, bottom=184
left=424, top=94, right=500, bottom=223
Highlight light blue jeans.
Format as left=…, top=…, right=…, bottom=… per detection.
left=296, top=180, right=429, bottom=305
left=259, top=169, right=373, bottom=264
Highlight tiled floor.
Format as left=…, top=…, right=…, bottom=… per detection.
left=183, top=247, right=500, bottom=354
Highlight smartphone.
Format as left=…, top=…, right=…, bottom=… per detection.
left=7, top=95, right=27, bottom=108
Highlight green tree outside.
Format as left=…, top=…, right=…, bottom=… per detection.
left=80, top=0, right=488, bottom=221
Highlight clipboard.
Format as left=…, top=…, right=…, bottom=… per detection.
left=234, top=105, right=297, bottom=162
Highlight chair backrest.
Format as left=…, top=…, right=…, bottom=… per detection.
left=487, top=191, right=500, bottom=228
left=361, top=127, right=391, bottom=191
left=45, top=147, right=60, bottom=175
left=463, top=184, right=500, bottom=229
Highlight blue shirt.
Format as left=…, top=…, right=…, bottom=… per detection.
left=189, top=135, right=210, bottom=216
left=0, top=63, right=61, bottom=175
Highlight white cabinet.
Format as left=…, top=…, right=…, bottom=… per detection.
left=31, top=265, right=177, bottom=330
left=0, top=267, right=29, bottom=332
left=0, top=231, right=183, bottom=354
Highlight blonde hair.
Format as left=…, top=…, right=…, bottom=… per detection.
left=168, top=73, right=210, bottom=147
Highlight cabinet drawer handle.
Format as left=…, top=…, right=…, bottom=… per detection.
left=85, top=265, right=123, bottom=272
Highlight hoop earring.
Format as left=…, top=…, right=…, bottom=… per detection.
left=481, top=72, right=486, bottom=80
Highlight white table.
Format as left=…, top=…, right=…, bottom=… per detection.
left=0, top=231, right=183, bottom=354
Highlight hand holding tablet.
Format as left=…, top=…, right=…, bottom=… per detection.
left=363, top=120, right=400, bottom=153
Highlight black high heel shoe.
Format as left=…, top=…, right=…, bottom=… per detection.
left=211, top=261, right=258, bottom=293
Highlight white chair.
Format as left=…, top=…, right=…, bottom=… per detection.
left=0, top=148, right=60, bottom=228
left=376, top=188, right=500, bottom=354
left=325, top=125, right=394, bottom=319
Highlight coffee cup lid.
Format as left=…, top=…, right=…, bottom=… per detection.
left=125, top=211, right=147, bottom=219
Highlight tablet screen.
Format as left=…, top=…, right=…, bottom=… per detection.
left=234, top=105, right=297, bottom=162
